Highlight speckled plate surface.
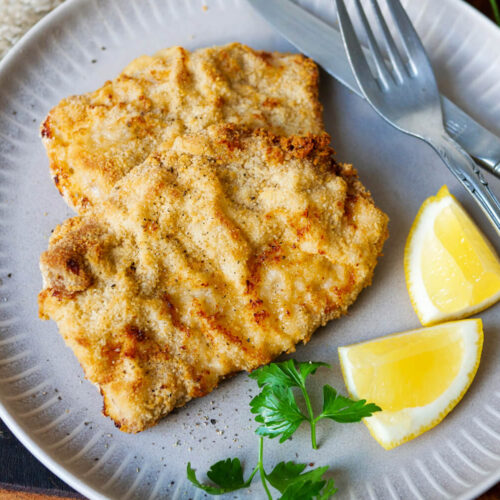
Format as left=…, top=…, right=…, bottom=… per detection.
left=0, top=0, right=500, bottom=498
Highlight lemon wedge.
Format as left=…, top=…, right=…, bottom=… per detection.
left=339, top=319, right=483, bottom=450
left=405, top=185, right=500, bottom=326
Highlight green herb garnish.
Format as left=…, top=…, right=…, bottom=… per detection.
left=250, top=360, right=380, bottom=449
left=187, top=437, right=336, bottom=499
left=187, top=359, right=381, bottom=499
left=490, top=0, right=500, bottom=26
left=187, top=458, right=255, bottom=495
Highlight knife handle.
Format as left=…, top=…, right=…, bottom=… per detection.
left=471, top=156, right=500, bottom=178
left=431, top=132, right=500, bottom=235
left=442, top=100, right=500, bottom=180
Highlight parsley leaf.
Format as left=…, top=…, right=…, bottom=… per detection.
left=250, top=360, right=329, bottom=390
left=267, top=462, right=337, bottom=500
left=280, top=479, right=334, bottom=500
left=186, top=458, right=252, bottom=495
left=318, top=480, right=338, bottom=500
left=297, top=361, right=330, bottom=385
left=250, top=385, right=306, bottom=442
left=266, top=461, right=307, bottom=492
left=317, top=385, right=381, bottom=423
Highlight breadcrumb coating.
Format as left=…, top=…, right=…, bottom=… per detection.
left=39, top=125, right=388, bottom=432
left=41, top=43, right=323, bottom=213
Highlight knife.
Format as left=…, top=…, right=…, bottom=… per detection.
left=248, top=0, right=500, bottom=178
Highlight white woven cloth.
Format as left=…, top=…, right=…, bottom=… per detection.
left=0, top=0, right=65, bottom=60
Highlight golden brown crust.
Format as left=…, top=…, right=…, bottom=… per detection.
left=39, top=219, right=108, bottom=296
left=41, top=43, right=324, bottom=213
left=39, top=125, right=388, bottom=432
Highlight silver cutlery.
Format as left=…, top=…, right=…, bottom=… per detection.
left=335, top=0, right=500, bottom=235
left=248, top=0, right=500, bottom=177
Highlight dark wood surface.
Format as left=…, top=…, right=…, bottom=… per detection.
left=0, top=419, right=82, bottom=498
left=1, top=1, right=499, bottom=499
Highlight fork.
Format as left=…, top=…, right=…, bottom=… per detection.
left=335, top=0, right=500, bottom=235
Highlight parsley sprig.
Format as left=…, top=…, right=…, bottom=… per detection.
left=188, top=437, right=336, bottom=499
left=250, top=360, right=380, bottom=449
left=187, top=359, right=381, bottom=499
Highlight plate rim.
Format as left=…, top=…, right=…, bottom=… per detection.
left=0, top=2, right=113, bottom=497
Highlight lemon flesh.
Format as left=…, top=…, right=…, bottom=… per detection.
left=406, top=185, right=500, bottom=325
left=339, top=319, right=483, bottom=450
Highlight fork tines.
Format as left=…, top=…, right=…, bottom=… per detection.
left=335, top=0, right=434, bottom=89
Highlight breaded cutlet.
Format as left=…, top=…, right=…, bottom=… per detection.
left=39, top=125, right=388, bottom=432
left=41, top=43, right=324, bottom=213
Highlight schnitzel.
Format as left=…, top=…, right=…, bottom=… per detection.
left=39, top=126, right=388, bottom=432
left=41, top=43, right=323, bottom=214
left=39, top=35, right=388, bottom=434
left=39, top=125, right=388, bottom=432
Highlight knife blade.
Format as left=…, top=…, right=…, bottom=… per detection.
left=248, top=0, right=500, bottom=178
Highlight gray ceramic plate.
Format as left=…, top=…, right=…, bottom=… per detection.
left=0, top=0, right=499, bottom=498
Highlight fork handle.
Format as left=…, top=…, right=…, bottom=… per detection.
left=429, top=133, right=500, bottom=236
